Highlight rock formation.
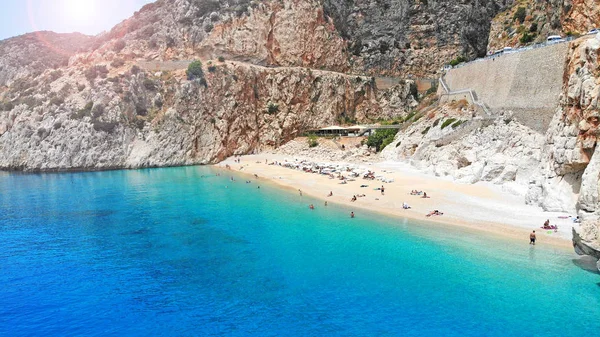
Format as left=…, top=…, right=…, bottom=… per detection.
left=0, top=57, right=417, bottom=171
left=1, top=0, right=516, bottom=173
left=0, top=31, right=93, bottom=86
left=488, top=0, right=600, bottom=51
left=524, top=34, right=600, bottom=260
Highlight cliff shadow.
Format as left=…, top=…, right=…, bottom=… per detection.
left=571, top=256, right=600, bottom=276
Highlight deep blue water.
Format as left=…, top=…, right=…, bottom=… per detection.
left=0, top=166, right=599, bottom=336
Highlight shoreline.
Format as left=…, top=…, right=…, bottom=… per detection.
left=219, top=154, right=577, bottom=251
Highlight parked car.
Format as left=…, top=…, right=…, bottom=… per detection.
left=588, top=28, right=599, bottom=35
left=547, top=35, right=565, bottom=44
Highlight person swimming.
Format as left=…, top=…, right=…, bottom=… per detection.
left=309, top=204, right=315, bottom=210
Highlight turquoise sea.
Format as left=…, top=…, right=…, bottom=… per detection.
left=0, top=166, right=599, bottom=336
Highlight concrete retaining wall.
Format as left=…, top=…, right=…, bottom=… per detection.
left=443, top=42, right=569, bottom=133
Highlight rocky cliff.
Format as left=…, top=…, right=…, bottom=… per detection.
left=0, top=31, right=93, bottom=86
left=525, top=35, right=600, bottom=252
left=0, top=0, right=520, bottom=173
left=380, top=103, right=544, bottom=196
left=69, top=0, right=511, bottom=77
left=0, top=58, right=417, bottom=171
left=488, top=0, right=600, bottom=51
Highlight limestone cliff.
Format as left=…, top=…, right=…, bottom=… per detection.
left=524, top=35, right=600, bottom=252
left=0, top=0, right=519, bottom=173
left=323, top=0, right=510, bottom=76
left=71, top=0, right=510, bottom=78
left=0, top=59, right=416, bottom=171
left=0, top=31, right=93, bottom=86
left=488, top=0, right=600, bottom=51
left=380, top=103, right=544, bottom=196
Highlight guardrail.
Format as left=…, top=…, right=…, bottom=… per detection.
left=448, top=35, right=579, bottom=70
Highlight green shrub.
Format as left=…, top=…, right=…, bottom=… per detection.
left=266, top=102, right=279, bottom=114
left=403, top=111, right=416, bottom=122
left=113, top=39, right=126, bottom=52
left=207, top=65, right=217, bottom=73
left=49, top=70, right=62, bottom=81
left=520, top=32, right=534, bottom=44
left=432, top=118, right=441, bottom=127
left=449, top=56, right=467, bottom=67
left=92, top=120, right=118, bottom=133
left=143, top=78, right=157, bottom=91
left=451, top=120, right=464, bottom=129
left=421, top=126, right=431, bottom=135
left=412, top=113, right=424, bottom=122
left=514, top=7, right=526, bottom=24
left=186, top=60, right=204, bottom=80
left=111, top=58, right=125, bottom=68
left=218, top=56, right=225, bottom=62
left=91, top=104, right=105, bottom=118
left=72, top=101, right=93, bottom=119
left=366, top=129, right=399, bottom=152
left=307, top=135, right=319, bottom=148
left=441, top=118, right=457, bottom=129
left=85, top=65, right=108, bottom=82
left=49, top=96, right=64, bottom=106
left=425, top=83, right=438, bottom=95
left=529, top=22, right=538, bottom=32
left=0, top=101, right=14, bottom=111
left=130, top=65, right=141, bottom=75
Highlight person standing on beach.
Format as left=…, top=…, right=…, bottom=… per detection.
left=530, top=231, right=536, bottom=245
left=381, top=185, right=385, bottom=195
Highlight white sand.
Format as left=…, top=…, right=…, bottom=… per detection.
left=220, top=154, right=577, bottom=249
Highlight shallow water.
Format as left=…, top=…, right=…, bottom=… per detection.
left=1, top=166, right=599, bottom=336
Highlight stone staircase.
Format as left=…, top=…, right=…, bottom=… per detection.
left=438, top=75, right=492, bottom=118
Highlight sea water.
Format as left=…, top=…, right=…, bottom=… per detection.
left=0, top=166, right=599, bottom=336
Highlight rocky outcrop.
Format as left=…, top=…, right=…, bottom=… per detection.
left=488, top=0, right=600, bottom=51
left=68, top=0, right=511, bottom=78
left=380, top=104, right=544, bottom=195
left=0, top=60, right=416, bottom=171
left=0, top=31, right=93, bottom=86
left=323, top=0, right=510, bottom=76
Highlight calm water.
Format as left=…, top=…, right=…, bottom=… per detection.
left=0, top=166, right=599, bottom=336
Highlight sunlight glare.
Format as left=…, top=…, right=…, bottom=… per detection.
left=62, top=0, right=96, bottom=23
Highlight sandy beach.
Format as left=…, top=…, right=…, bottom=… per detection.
left=220, top=154, right=579, bottom=249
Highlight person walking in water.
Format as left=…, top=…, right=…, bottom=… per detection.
left=530, top=230, right=536, bottom=245
left=350, top=212, right=355, bottom=218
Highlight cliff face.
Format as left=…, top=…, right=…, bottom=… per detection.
left=0, top=31, right=93, bottom=86
left=0, top=59, right=415, bottom=171
left=525, top=35, right=600, bottom=249
left=487, top=0, right=600, bottom=51
left=324, top=0, right=510, bottom=76
left=72, top=0, right=510, bottom=77
left=0, top=0, right=517, bottom=172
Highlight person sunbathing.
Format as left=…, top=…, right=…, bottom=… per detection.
left=421, top=192, right=430, bottom=198
left=351, top=195, right=357, bottom=202
left=327, top=191, right=333, bottom=197
left=426, top=210, right=443, bottom=217
left=402, top=202, right=411, bottom=209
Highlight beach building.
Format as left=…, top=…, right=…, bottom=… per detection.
left=308, top=125, right=369, bottom=137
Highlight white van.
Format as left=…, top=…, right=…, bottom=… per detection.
left=547, top=35, right=565, bottom=43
